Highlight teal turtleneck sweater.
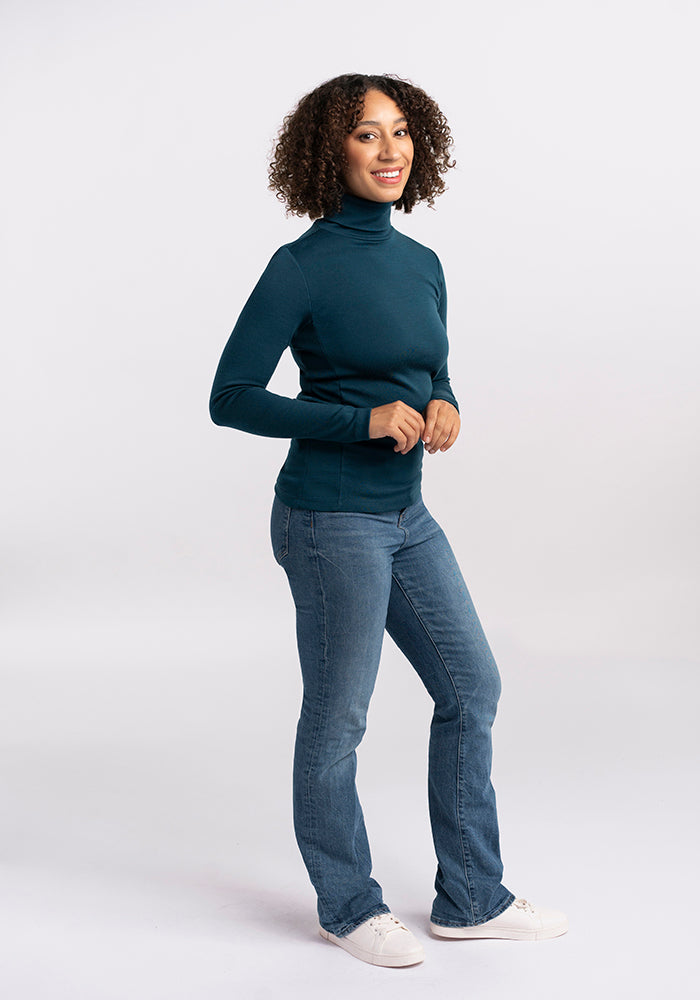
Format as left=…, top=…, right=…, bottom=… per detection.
left=209, top=192, right=458, bottom=512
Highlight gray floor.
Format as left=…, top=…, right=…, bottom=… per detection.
left=3, top=598, right=697, bottom=999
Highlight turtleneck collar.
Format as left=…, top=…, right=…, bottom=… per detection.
left=315, top=192, right=394, bottom=242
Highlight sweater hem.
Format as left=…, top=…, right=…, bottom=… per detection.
left=273, top=481, right=422, bottom=514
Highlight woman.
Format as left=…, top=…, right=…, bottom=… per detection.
left=210, top=73, right=567, bottom=968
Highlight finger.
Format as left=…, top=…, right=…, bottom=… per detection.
left=426, top=420, right=448, bottom=453
left=400, top=425, right=419, bottom=453
left=423, top=409, right=437, bottom=443
left=439, top=424, right=459, bottom=452
left=404, top=414, right=425, bottom=448
left=428, top=417, right=458, bottom=453
left=393, top=427, right=409, bottom=453
left=402, top=417, right=424, bottom=453
left=410, top=411, right=426, bottom=437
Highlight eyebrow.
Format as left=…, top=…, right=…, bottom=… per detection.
left=355, top=117, right=407, bottom=127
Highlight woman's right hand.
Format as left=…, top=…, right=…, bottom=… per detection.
left=369, top=401, right=426, bottom=454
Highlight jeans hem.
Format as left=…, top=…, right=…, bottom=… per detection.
left=431, top=890, right=516, bottom=928
left=323, top=902, right=391, bottom=938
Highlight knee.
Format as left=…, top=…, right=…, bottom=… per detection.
left=486, top=660, right=502, bottom=708
left=435, top=656, right=502, bottom=725
left=472, top=657, right=502, bottom=719
left=296, top=695, right=369, bottom=762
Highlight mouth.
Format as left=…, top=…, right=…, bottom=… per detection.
left=370, top=168, right=405, bottom=185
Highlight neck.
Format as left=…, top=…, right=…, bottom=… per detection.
left=317, top=192, right=394, bottom=240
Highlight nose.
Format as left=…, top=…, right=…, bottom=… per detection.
left=378, top=135, right=401, bottom=161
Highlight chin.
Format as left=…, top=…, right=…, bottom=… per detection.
left=362, top=184, right=407, bottom=202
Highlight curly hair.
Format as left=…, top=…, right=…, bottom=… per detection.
left=268, top=73, right=456, bottom=219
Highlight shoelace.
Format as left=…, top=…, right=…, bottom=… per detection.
left=367, top=914, right=405, bottom=934
left=513, top=898, right=536, bottom=914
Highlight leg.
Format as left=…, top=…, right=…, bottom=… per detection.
left=386, top=499, right=515, bottom=927
left=270, top=497, right=399, bottom=936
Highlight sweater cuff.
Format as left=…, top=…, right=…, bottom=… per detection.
left=353, top=406, right=374, bottom=441
left=429, top=392, right=460, bottom=414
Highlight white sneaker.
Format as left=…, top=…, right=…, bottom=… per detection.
left=320, top=912, right=425, bottom=967
left=430, top=898, right=568, bottom=941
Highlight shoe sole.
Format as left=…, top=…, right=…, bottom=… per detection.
left=429, top=919, right=569, bottom=941
left=319, top=927, right=426, bottom=967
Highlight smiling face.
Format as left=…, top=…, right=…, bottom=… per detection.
left=341, top=89, right=414, bottom=203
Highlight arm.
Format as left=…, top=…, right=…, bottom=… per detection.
left=209, top=247, right=372, bottom=442
left=429, top=255, right=460, bottom=412
left=423, top=255, right=461, bottom=453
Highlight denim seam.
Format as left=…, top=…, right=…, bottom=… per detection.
left=390, top=569, right=477, bottom=924
left=304, top=509, right=333, bottom=912
left=278, top=503, right=290, bottom=561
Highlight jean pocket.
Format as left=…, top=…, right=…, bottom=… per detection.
left=270, top=495, right=291, bottom=565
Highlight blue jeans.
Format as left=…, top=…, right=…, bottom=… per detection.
left=270, top=494, right=515, bottom=935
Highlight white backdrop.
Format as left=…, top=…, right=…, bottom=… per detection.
left=2, top=2, right=698, bottom=998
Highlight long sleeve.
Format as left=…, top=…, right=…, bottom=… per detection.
left=210, top=192, right=459, bottom=511
left=429, top=256, right=460, bottom=412
left=209, top=247, right=372, bottom=441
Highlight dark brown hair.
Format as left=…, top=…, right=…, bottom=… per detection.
left=268, top=73, right=456, bottom=219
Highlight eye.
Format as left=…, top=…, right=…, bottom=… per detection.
left=395, top=128, right=409, bottom=137
left=358, top=132, right=377, bottom=141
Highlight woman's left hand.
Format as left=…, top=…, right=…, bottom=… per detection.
left=422, top=399, right=461, bottom=454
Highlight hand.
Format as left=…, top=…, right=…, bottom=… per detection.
left=369, top=400, right=426, bottom=454
left=422, top=399, right=460, bottom=454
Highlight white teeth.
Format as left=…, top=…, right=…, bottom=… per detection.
left=373, top=170, right=400, bottom=178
